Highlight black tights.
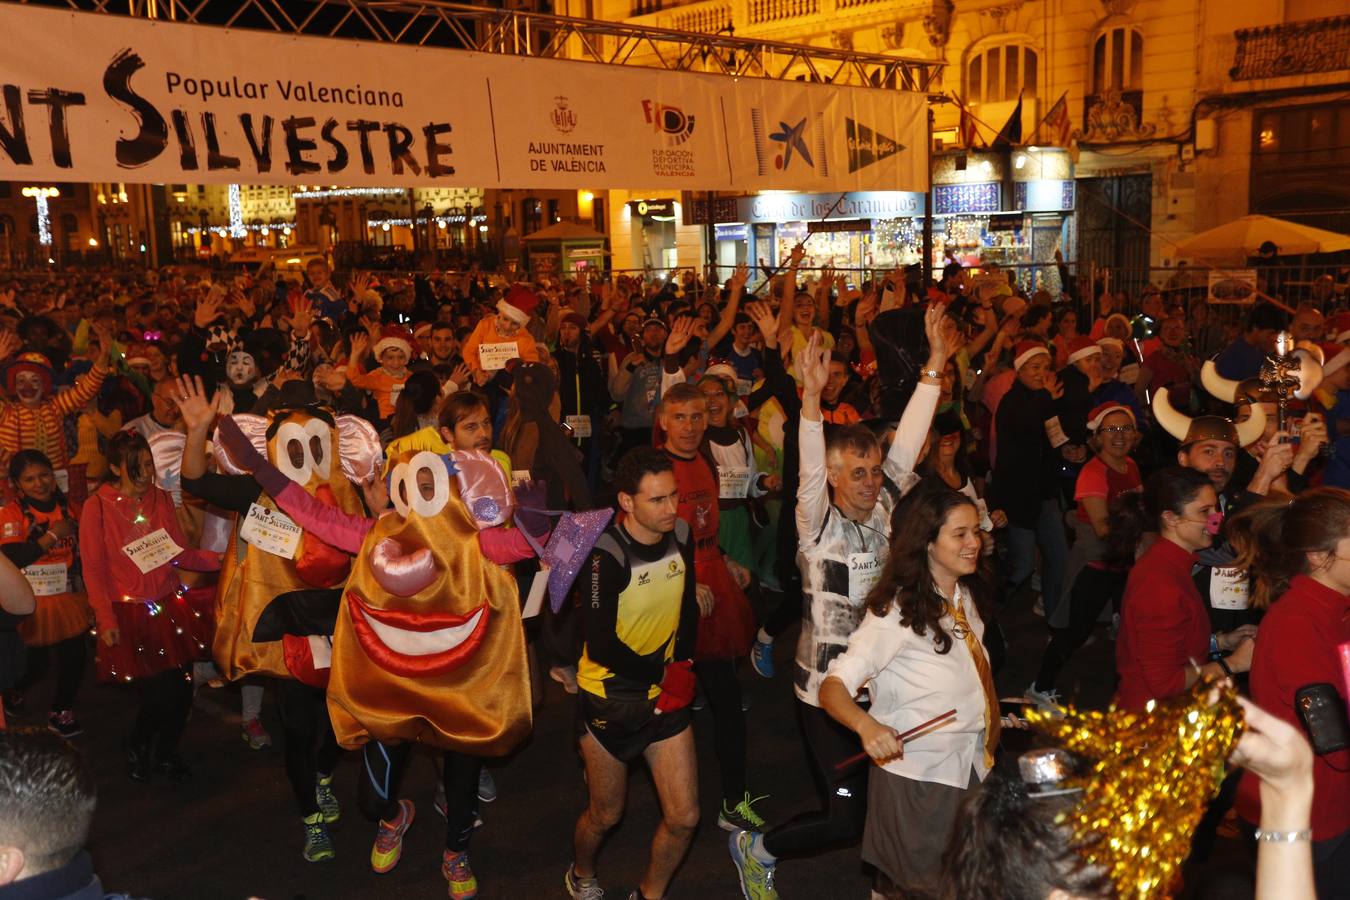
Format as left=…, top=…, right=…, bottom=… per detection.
left=761, top=700, right=868, bottom=858
left=359, top=740, right=482, bottom=852
left=277, top=679, right=342, bottom=817
left=17, top=636, right=86, bottom=712
left=130, top=667, right=193, bottom=757
left=1033, top=567, right=1127, bottom=693
left=695, top=658, right=747, bottom=806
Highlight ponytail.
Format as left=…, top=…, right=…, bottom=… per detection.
left=1229, top=487, right=1350, bottom=609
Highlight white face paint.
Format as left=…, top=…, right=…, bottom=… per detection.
left=226, top=351, right=259, bottom=387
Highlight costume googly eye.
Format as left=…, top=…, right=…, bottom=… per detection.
left=407, top=450, right=451, bottom=519
left=274, top=421, right=314, bottom=483
left=302, top=418, right=332, bottom=480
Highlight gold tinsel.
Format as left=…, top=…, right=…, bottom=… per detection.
left=1023, top=677, right=1246, bottom=899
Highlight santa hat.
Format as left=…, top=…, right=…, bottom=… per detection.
left=1013, top=341, right=1050, bottom=371
left=1104, top=313, right=1131, bottom=335
left=703, top=363, right=739, bottom=384
left=1066, top=334, right=1101, bottom=365
left=372, top=325, right=416, bottom=360
left=5, top=352, right=53, bottom=393
left=1087, top=402, right=1135, bottom=432
left=497, top=285, right=540, bottom=325
left=1320, top=341, right=1350, bottom=378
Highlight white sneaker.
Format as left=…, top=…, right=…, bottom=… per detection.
left=1025, top=682, right=1064, bottom=717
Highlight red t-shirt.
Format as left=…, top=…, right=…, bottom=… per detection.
left=1074, top=456, right=1141, bottom=523
left=1115, top=537, right=1210, bottom=710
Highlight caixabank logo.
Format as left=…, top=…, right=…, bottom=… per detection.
left=845, top=118, right=905, bottom=174
left=752, top=109, right=829, bottom=176
left=642, top=100, right=696, bottom=145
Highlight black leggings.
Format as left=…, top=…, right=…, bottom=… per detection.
left=762, top=496, right=803, bottom=640
left=130, top=667, right=193, bottom=756
left=359, top=740, right=482, bottom=852
left=277, top=679, right=342, bottom=817
left=695, top=658, right=747, bottom=806
left=1033, top=567, right=1127, bottom=693
left=761, top=700, right=868, bottom=859
left=17, top=636, right=87, bottom=712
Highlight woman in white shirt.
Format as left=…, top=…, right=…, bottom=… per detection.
left=820, top=486, right=997, bottom=897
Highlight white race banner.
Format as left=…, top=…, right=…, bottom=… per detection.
left=0, top=5, right=927, bottom=192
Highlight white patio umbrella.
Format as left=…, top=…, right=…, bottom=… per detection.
left=1174, top=215, right=1350, bottom=262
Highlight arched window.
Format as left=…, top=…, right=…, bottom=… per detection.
left=966, top=41, right=1038, bottom=104
left=1092, top=25, right=1144, bottom=94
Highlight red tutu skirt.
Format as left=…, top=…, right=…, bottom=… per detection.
left=95, top=586, right=216, bottom=683
left=694, top=552, right=755, bottom=661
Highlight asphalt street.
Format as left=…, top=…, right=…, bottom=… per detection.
left=12, top=591, right=1252, bottom=900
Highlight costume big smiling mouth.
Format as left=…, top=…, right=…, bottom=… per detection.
left=348, top=593, right=489, bottom=677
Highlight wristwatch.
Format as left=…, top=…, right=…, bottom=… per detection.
left=921, top=368, right=941, bottom=380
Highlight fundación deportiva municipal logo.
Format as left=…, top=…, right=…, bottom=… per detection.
left=641, top=100, right=696, bottom=145
left=752, top=109, right=828, bottom=176
left=551, top=96, right=577, bottom=134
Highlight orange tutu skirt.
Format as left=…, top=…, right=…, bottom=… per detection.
left=18, top=592, right=91, bottom=646
left=694, top=552, right=755, bottom=661
left=95, top=587, right=216, bottom=683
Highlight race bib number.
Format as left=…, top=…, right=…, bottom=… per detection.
left=388, top=384, right=403, bottom=407
left=23, top=562, right=68, bottom=597
left=565, top=415, right=592, bottom=438
left=736, top=378, right=753, bottom=397
left=1210, top=566, right=1250, bottom=610
left=718, top=466, right=752, bottom=500
left=239, top=503, right=303, bottom=559
left=1044, top=416, right=1070, bottom=448
left=479, top=341, right=520, bottom=371
left=848, top=552, right=882, bottom=605
left=510, top=469, right=532, bottom=488
left=121, top=528, right=183, bottom=575
left=1119, top=363, right=1140, bottom=385
left=975, top=497, right=994, bottom=533
left=52, top=468, right=69, bottom=494
left=522, top=567, right=549, bottom=620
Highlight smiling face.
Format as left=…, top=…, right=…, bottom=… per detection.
left=928, top=503, right=982, bottom=584
left=15, top=461, right=54, bottom=504
left=328, top=448, right=530, bottom=752
left=12, top=370, right=47, bottom=407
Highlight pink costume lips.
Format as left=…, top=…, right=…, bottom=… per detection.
left=347, top=594, right=489, bottom=677
left=369, top=537, right=439, bottom=597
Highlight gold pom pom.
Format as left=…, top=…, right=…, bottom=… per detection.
left=1023, top=676, right=1245, bottom=899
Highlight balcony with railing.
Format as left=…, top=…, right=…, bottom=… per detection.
left=1230, top=15, right=1350, bottom=81
left=626, top=0, right=920, bottom=35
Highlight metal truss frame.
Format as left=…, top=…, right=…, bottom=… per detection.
left=11, top=0, right=943, bottom=91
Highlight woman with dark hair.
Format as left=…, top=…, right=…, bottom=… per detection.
left=819, top=487, right=998, bottom=897
left=79, top=430, right=220, bottom=780
left=1050, top=306, right=1080, bottom=370
left=1229, top=488, right=1350, bottom=896
left=0, top=450, right=89, bottom=737
left=1115, top=467, right=1257, bottom=711
left=386, top=369, right=443, bottom=441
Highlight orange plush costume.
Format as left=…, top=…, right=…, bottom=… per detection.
left=326, top=447, right=531, bottom=754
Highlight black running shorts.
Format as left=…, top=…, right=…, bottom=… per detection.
left=576, top=691, right=691, bottom=763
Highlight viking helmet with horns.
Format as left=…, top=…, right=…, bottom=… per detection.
left=1152, top=386, right=1266, bottom=448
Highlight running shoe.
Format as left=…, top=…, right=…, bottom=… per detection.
left=442, top=850, right=478, bottom=899
left=718, top=793, right=768, bottom=832
left=728, top=830, right=778, bottom=900
left=750, top=639, right=775, bottom=679
left=370, top=799, right=415, bottom=874
left=1024, top=682, right=1064, bottom=717
left=315, top=773, right=340, bottom=823
left=301, top=813, right=335, bottom=862
left=477, top=767, right=498, bottom=803
left=241, top=717, right=272, bottom=750
left=564, top=864, right=605, bottom=900
left=48, top=710, right=83, bottom=738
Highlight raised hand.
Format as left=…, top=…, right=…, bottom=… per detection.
left=91, top=322, right=117, bottom=367
left=0, top=330, right=20, bottom=361
left=349, top=332, right=370, bottom=359
left=744, top=301, right=778, bottom=347
left=350, top=271, right=371, bottom=298
left=923, top=303, right=951, bottom=366
left=235, top=290, right=256, bottom=321
left=787, top=244, right=806, bottom=268
left=664, top=316, right=696, bottom=356
left=854, top=288, right=879, bottom=328
left=173, top=374, right=216, bottom=433
left=450, top=362, right=472, bottom=390
left=729, top=262, right=750, bottom=294
left=799, top=330, right=830, bottom=397
left=194, top=287, right=225, bottom=328
left=288, top=300, right=313, bottom=336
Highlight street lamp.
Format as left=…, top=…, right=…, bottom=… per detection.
left=22, top=187, right=59, bottom=247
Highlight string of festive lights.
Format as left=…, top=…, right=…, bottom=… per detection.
left=293, top=187, right=405, bottom=199
left=367, top=215, right=488, bottom=230
left=186, top=223, right=295, bottom=235
left=22, top=187, right=59, bottom=247
left=227, top=184, right=247, bottom=239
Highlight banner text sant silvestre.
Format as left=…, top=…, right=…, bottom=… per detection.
left=0, top=50, right=455, bottom=177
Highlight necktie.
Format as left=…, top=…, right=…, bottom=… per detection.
left=950, top=599, right=1001, bottom=768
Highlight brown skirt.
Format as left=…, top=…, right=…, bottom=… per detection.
left=862, top=766, right=981, bottom=894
